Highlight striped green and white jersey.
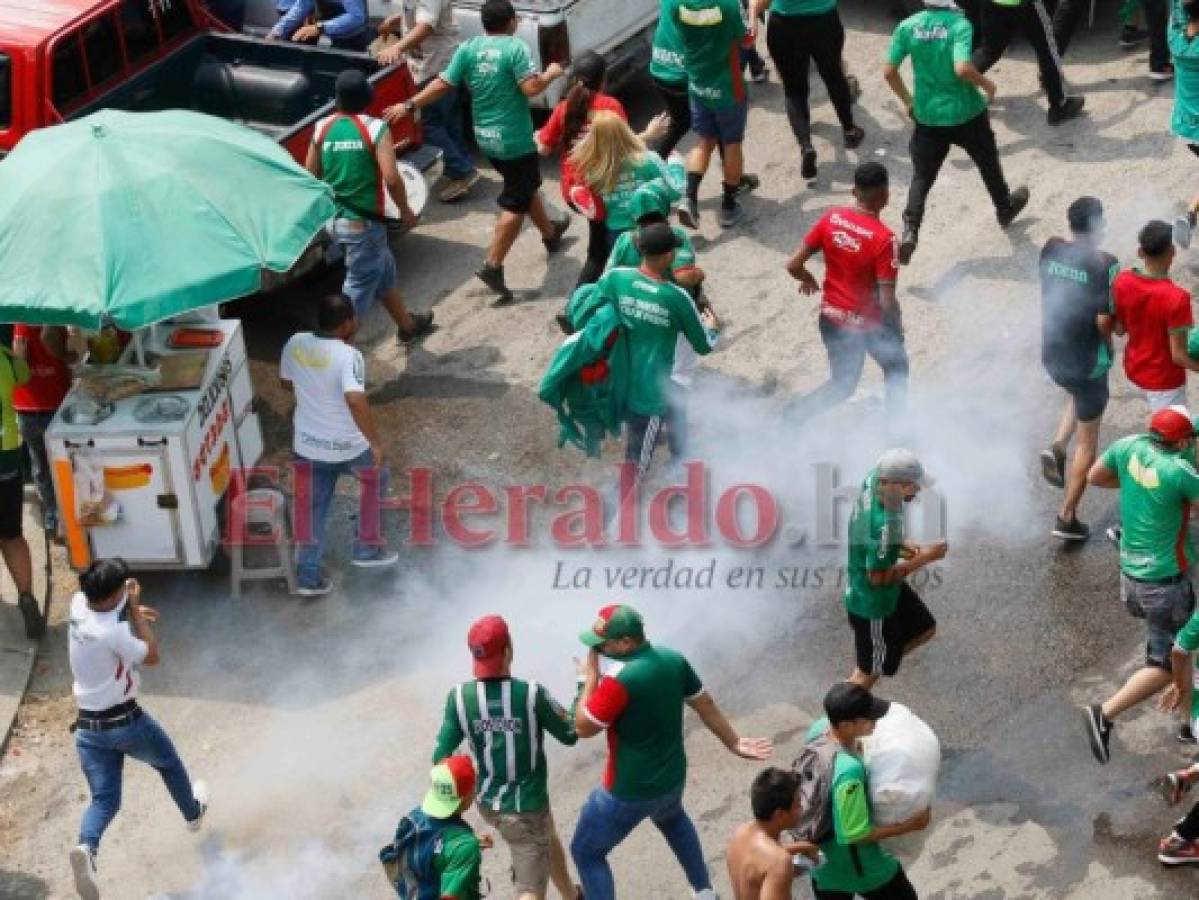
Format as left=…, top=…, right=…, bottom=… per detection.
left=433, top=678, right=578, bottom=814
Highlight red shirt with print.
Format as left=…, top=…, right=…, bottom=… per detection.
left=802, top=206, right=898, bottom=331
left=12, top=325, right=70, bottom=412
left=1112, top=270, right=1193, bottom=391
left=537, top=93, right=627, bottom=216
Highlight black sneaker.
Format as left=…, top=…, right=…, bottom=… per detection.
left=543, top=218, right=570, bottom=253
left=1106, top=524, right=1123, bottom=544
left=1180, top=723, right=1198, bottom=745
left=1040, top=444, right=1066, bottom=488
left=800, top=147, right=818, bottom=181
left=737, top=173, right=761, bottom=194
left=1150, top=63, right=1176, bottom=81
left=749, top=64, right=768, bottom=84
left=1175, top=211, right=1197, bottom=250
left=17, top=592, right=45, bottom=640
left=847, top=74, right=862, bottom=103
left=1119, top=25, right=1149, bottom=48
left=476, top=264, right=513, bottom=303
left=296, top=577, right=333, bottom=598
left=1153, top=771, right=1197, bottom=806
left=555, top=313, right=575, bottom=335
left=1047, top=96, right=1085, bottom=126
left=678, top=196, right=700, bottom=230
left=898, top=228, right=918, bottom=265
left=398, top=311, right=434, bottom=344
left=1085, top=704, right=1113, bottom=764
left=1052, top=516, right=1090, bottom=542
left=718, top=199, right=744, bottom=228
left=843, top=125, right=865, bottom=149
left=998, top=186, right=1030, bottom=229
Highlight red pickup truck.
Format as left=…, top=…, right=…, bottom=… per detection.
left=0, top=0, right=434, bottom=169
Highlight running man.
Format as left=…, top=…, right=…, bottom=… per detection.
left=1038, top=197, right=1119, bottom=542
left=883, top=0, right=1029, bottom=265
left=431, top=615, right=582, bottom=900
left=726, top=768, right=819, bottom=900
left=785, top=162, right=906, bottom=426
left=1155, top=607, right=1199, bottom=864
left=570, top=603, right=772, bottom=900
left=1084, top=407, right=1199, bottom=763
left=845, top=449, right=947, bottom=690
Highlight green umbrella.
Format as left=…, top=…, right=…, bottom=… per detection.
left=0, top=109, right=336, bottom=329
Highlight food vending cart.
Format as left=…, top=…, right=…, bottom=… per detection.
left=45, top=319, right=263, bottom=572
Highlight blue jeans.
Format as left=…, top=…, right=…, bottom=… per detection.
left=295, top=448, right=388, bottom=587
left=328, top=219, right=398, bottom=319
left=75, top=710, right=200, bottom=851
left=570, top=785, right=710, bottom=900
left=419, top=81, right=476, bottom=181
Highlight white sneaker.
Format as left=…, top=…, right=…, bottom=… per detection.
left=70, top=844, right=99, bottom=900
left=693, top=891, right=719, bottom=900
left=187, top=779, right=210, bottom=832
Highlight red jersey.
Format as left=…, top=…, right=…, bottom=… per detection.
left=1112, top=270, right=1193, bottom=390
left=802, top=207, right=899, bottom=330
left=536, top=93, right=627, bottom=215
left=11, top=325, right=69, bottom=412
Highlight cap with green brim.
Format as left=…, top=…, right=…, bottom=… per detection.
left=421, top=755, right=475, bottom=818
left=580, top=603, right=645, bottom=647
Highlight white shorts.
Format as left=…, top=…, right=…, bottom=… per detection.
left=1144, top=386, right=1187, bottom=413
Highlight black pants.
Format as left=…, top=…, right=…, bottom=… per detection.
left=576, top=218, right=614, bottom=288
left=1051, top=0, right=1088, bottom=53
left=766, top=8, right=855, bottom=149
left=1178, top=802, right=1199, bottom=842
left=972, top=0, right=1066, bottom=106
left=653, top=77, right=693, bottom=158
left=903, top=112, right=1012, bottom=232
left=1144, top=0, right=1170, bottom=69
left=792, top=314, right=909, bottom=422
left=814, top=867, right=919, bottom=900
left=625, top=400, right=687, bottom=486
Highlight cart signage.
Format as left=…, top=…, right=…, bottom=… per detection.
left=193, top=397, right=232, bottom=483
left=198, top=358, right=234, bottom=427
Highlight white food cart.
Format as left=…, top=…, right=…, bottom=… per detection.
left=45, top=319, right=263, bottom=572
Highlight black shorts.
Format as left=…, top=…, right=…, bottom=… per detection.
left=0, top=472, right=22, bottom=541
left=849, top=583, right=937, bottom=678
left=1050, top=372, right=1109, bottom=423
left=489, top=153, right=542, bottom=214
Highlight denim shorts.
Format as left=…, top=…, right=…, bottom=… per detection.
left=327, top=219, right=397, bottom=318
left=689, top=98, right=748, bottom=143
left=1121, top=573, right=1196, bottom=670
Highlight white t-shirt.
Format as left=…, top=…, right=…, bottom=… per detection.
left=280, top=333, right=369, bottom=463
left=402, top=0, right=460, bottom=84
left=68, top=592, right=146, bottom=712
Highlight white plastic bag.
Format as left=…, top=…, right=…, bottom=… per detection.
left=860, top=702, right=941, bottom=826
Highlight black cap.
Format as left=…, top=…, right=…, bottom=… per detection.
left=823, top=682, right=891, bottom=725
left=335, top=70, right=373, bottom=114
left=637, top=222, right=682, bottom=256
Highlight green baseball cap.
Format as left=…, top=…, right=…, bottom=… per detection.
left=421, top=755, right=475, bottom=819
left=579, top=603, right=645, bottom=647
left=629, top=183, right=672, bottom=224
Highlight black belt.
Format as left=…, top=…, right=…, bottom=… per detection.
left=73, top=701, right=142, bottom=732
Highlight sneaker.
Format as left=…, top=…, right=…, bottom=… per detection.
left=1153, top=771, right=1197, bottom=806
left=898, top=228, right=918, bottom=266
left=997, top=186, right=1030, bottom=229
left=1106, top=524, right=1123, bottom=544
left=847, top=73, right=862, bottom=103
left=1119, top=25, right=1150, bottom=48
left=1150, top=63, right=1176, bottom=81
left=718, top=199, right=744, bottom=228
left=749, top=65, right=768, bottom=83
left=437, top=172, right=480, bottom=203
left=693, top=890, right=720, bottom=900
left=1040, top=444, right=1066, bottom=488
left=351, top=547, right=400, bottom=568
left=737, top=173, right=761, bottom=194
left=1052, top=516, right=1089, bottom=541
left=1181, top=723, right=1198, bottom=745
left=678, top=196, right=700, bottom=230
left=70, top=844, right=99, bottom=900
left=555, top=313, right=575, bottom=335
left=1175, top=211, right=1197, bottom=249
left=17, top=592, right=45, bottom=640
left=1085, top=704, right=1113, bottom=764
left=843, top=125, right=865, bottom=149
left=476, top=264, right=513, bottom=303
left=1047, top=96, right=1085, bottom=126
left=187, top=780, right=209, bottom=832
left=800, top=147, right=818, bottom=181
left=398, top=311, right=434, bottom=344
left=1159, top=833, right=1199, bottom=865
left=543, top=218, right=570, bottom=254
left=296, top=577, right=333, bottom=598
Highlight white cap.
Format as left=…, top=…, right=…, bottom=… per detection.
left=923, top=0, right=960, bottom=8
left=877, top=448, right=932, bottom=486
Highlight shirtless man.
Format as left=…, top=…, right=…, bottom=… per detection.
left=726, top=767, right=818, bottom=900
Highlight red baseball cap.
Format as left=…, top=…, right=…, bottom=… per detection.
left=1149, top=407, right=1196, bottom=444
left=467, top=615, right=510, bottom=678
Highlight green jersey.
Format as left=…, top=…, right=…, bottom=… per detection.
left=314, top=114, right=387, bottom=221
left=667, top=0, right=748, bottom=108
left=771, top=0, right=836, bottom=15
left=432, top=677, right=577, bottom=814
left=1176, top=609, right=1199, bottom=727
left=606, top=227, right=697, bottom=277
left=594, top=266, right=716, bottom=416
left=1100, top=435, right=1199, bottom=580
left=845, top=468, right=906, bottom=620
left=603, top=153, right=684, bottom=234
left=434, top=821, right=483, bottom=900
left=886, top=9, right=987, bottom=127
left=582, top=643, right=704, bottom=800
left=0, top=348, right=29, bottom=454
left=1171, top=0, right=1199, bottom=143
left=812, top=747, right=901, bottom=894
left=441, top=36, right=538, bottom=160
left=650, top=7, right=689, bottom=86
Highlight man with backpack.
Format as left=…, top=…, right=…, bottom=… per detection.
left=380, top=755, right=487, bottom=899
left=800, top=683, right=930, bottom=900
left=305, top=70, right=434, bottom=344
left=431, top=615, right=583, bottom=900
